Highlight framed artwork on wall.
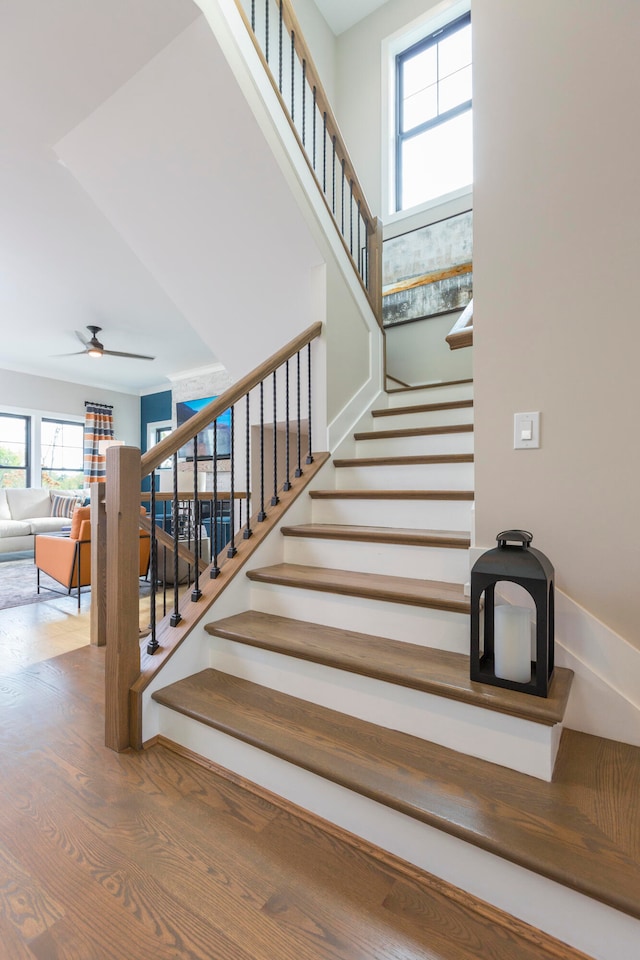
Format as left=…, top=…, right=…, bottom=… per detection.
left=176, top=397, right=231, bottom=460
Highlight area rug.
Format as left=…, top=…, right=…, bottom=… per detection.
left=0, top=558, right=82, bottom=610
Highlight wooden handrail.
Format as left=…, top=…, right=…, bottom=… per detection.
left=233, top=0, right=382, bottom=324
left=141, top=321, right=321, bottom=477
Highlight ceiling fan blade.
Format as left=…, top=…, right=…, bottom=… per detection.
left=102, top=348, right=155, bottom=361
left=53, top=350, right=88, bottom=357
left=74, top=330, right=89, bottom=346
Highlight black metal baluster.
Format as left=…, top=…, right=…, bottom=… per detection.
left=291, top=30, right=295, bottom=122
left=283, top=359, right=291, bottom=491
left=258, top=381, right=267, bottom=520
left=306, top=342, right=314, bottom=464
left=341, top=159, right=345, bottom=235
left=251, top=0, right=255, bottom=32
left=147, top=472, right=159, bottom=654
left=302, top=60, right=306, bottom=146
left=295, top=350, right=302, bottom=477
left=271, top=370, right=279, bottom=505
left=332, top=136, right=336, bottom=213
left=162, top=501, right=168, bottom=615
left=278, top=0, right=283, bottom=92
left=210, top=420, right=220, bottom=579
left=244, top=392, right=252, bottom=539
left=312, top=87, right=317, bottom=169
left=170, top=453, right=181, bottom=626
left=227, top=406, right=237, bottom=558
left=349, top=180, right=354, bottom=254
left=357, top=199, right=362, bottom=276
left=322, top=112, right=327, bottom=194
left=191, top=437, right=201, bottom=601
left=265, top=0, right=269, bottom=64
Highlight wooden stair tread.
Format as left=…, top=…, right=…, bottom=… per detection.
left=334, top=453, right=474, bottom=468
left=309, top=489, right=475, bottom=501
left=152, top=669, right=640, bottom=920
left=386, top=377, right=473, bottom=394
left=355, top=423, right=474, bottom=441
left=205, top=610, right=572, bottom=725
left=280, top=523, right=471, bottom=549
left=372, top=399, right=473, bottom=417
left=246, top=563, right=470, bottom=614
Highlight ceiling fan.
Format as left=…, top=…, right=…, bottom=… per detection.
left=63, top=325, right=155, bottom=361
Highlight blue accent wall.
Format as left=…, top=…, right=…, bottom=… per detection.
left=141, top=390, right=172, bottom=493
left=140, top=390, right=172, bottom=453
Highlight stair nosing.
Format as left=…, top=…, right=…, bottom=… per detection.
left=333, top=453, right=474, bottom=468
left=247, top=563, right=470, bottom=614
left=372, top=399, right=474, bottom=418
left=386, top=377, right=473, bottom=394
left=205, top=611, right=571, bottom=726
left=355, top=423, right=474, bottom=442
left=280, top=524, right=471, bottom=550
left=309, top=489, right=475, bottom=501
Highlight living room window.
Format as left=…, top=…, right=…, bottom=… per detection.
left=0, top=414, right=30, bottom=488
left=40, top=419, right=84, bottom=490
left=395, top=11, right=472, bottom=212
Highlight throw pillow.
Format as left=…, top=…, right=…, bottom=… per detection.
left=70, top=505, right=91, bottom=540
left=50, top=494, right=81, bottom=519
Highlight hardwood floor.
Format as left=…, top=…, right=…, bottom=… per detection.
left=0, top=607, right=591, bottom=959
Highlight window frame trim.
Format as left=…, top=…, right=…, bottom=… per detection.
left=394, top=9, right=472, bottom=214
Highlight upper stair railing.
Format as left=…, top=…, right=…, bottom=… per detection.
left=99, top=322, right=322, bottom=752
left=234, top=0, right=383, bottom=324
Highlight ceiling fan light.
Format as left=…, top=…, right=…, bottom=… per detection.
left=88, top=347, right=102, bottom=358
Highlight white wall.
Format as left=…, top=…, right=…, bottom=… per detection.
left=473, top=0, right=640, bottom=647
left=386, top=313, right=472, bottom=385
left=334, top=0, right=470, bottom=225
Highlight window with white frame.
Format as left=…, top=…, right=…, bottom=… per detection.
left=395, top=11, right=472, bottom=212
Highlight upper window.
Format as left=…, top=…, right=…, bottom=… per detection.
left=40, top=419, right=84, bottom=490
left=0, top=414, right=30, bottom=488
left=396, top=12, right=472, bottom=212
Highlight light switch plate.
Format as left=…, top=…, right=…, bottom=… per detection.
left=514, top=411, right=540, bottom=449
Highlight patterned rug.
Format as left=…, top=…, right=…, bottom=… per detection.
left=0, top=558, right=81, bottom=610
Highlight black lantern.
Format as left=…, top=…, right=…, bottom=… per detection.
left=470, top=530, right=554, bottom=697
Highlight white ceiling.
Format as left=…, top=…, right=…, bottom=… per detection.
left=0, top=0, right=371, bottom=395
left=0, top=0, right=215, bottom=394
left=314, top=0, right=391, bottom=35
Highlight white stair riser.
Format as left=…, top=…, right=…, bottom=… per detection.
left=154, top=710, right=640, bottom=960
left=355, top=432, right=474, bottom=458
left=249, top=581, right=470, bottom=652
left=387, top=384, right=474, bottom=407
left=283, top=536, right=470, bottom=582
left=206, top=636, right=559, bottom=780
left=311, top=497, right=474, bottom=530
left=372, top=407, right=474, bottom=430
left=336, top=461, right=474, bottom=490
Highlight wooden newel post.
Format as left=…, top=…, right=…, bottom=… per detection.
left=105, top=445, right=142, bottom=752
left=368, top=216, right=384, bottom=328
left=90, top=482, right=107, bottom=647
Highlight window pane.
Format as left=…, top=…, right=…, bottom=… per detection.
left=401, top=110, right=473, bottom=210
left=0, top=468, right=27, bottom=488
left=438, top=24, right=472, bottom=79
left=41, top=419, right=84, bottom=474
left=402, top=83, right=438, bottom=131
left=438, top=65, right=472, bottom=114
left=402, top=45, right=437, bottom=98
left=0, top=415, right=27, bottom=467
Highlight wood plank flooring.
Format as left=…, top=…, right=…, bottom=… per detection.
left=0, top=633, right=593, bottom=959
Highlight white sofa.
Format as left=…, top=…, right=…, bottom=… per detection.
left=0, top=489, right=83, bottom=554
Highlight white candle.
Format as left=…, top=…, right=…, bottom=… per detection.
left=494, top=604, right=531, bottom=683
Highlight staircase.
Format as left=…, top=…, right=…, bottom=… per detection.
left=150, top=377, right=640, bottom=960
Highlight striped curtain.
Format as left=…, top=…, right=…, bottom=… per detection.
left=84, top=402, right=114, bottom=484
